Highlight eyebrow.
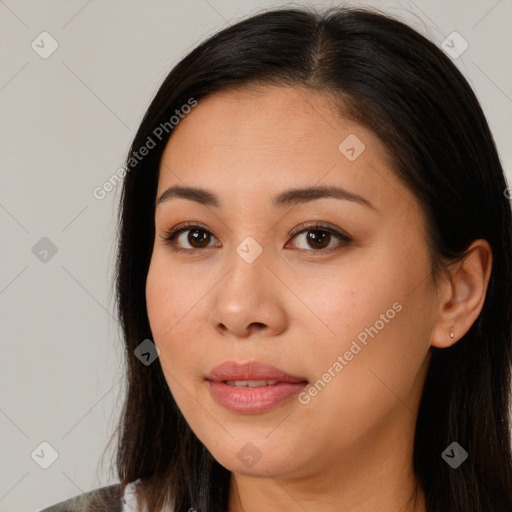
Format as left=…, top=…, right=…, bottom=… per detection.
left=156, top=184, right=377, bottom=211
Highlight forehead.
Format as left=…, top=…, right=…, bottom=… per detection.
left=157, top=85, right=414, bottom=217
left=163, top=85, right=359, bottom=163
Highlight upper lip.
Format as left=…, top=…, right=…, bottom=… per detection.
left=206, top=361, right=308, bottom=383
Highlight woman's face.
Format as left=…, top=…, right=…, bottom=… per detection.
left=146, top=85, right=438, bottom=480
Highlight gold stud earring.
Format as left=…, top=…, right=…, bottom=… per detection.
left=449, top=327, right=454, bottom=339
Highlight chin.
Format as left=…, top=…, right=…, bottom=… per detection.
left=204, top=434, right=304, bottom=478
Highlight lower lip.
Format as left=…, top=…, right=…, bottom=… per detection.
left=208, top=381, right=308, bottom=414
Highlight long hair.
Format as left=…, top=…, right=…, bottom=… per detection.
left=111, top=7, right=512, bottom=511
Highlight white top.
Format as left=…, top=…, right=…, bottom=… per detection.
left=121, top=481, right=141, bottom=512
left=122, top=481, right=174, bottom=512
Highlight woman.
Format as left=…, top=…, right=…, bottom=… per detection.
left=40, top=5, right=512, bottom=512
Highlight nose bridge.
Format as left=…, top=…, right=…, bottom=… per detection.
left=234, top=232, right=267, bottom=266
left=224, top=230, right=271, bottom=295
left=223, top=205, right=272, bottom=267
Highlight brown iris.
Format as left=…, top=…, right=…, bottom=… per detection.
left=305, top=230, right=331, bottom=250
left=187, top=229, right=211, bottom=248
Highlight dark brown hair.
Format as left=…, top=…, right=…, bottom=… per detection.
left=109, top=6, right=512, bottom=511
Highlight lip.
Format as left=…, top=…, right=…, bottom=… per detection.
left=207, top=361, right=307, bottom=383
left=206, top=361, right=308, bottom=414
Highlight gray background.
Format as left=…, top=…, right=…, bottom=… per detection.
left=1, top=1, right=511, bottom=511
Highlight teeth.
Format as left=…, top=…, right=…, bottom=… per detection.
left=225, top=380, right=278, bottom=388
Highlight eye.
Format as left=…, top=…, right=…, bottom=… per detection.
left=159, top=223, right=220, bottom=252
left=287, top=222, right=353, bottom=253
left=159, top=222, right=353, bottom=253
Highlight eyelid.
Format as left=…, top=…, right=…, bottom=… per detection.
left=287, top=221, right=351, bottom=240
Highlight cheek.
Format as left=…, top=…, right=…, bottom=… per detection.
left=306, top=279, right=432, bottom=425
left=145, top=254, right=200, bottom=368
left=290, top=255, right=403, bottom=347
left=146, top=249, right=201, bottom=330
left=297, top=246, right=432, bottom=383
left=145, top=262, right=200, bottom=420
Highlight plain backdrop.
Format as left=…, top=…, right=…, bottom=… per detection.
left=1, top=1, right=511, bottom=510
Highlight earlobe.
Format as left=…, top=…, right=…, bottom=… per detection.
left=430, top=239, right=492, bottom=349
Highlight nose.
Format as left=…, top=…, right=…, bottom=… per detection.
left=208, top=242, right=288, bottom=339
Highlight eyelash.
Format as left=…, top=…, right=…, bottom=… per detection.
left=158, top=221, right=353, bottom=254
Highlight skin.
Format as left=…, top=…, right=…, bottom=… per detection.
left=145, top=84, right=492, bottom=512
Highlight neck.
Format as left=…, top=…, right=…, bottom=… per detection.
left=227, top=408, right=426, bottom=512
left=228, top=463, right=426, bottom=512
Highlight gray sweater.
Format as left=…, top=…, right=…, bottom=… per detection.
left=38, top=484, right=123, bottom=512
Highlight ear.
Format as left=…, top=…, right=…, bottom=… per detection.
left=430, top=239, right=493, bottom=348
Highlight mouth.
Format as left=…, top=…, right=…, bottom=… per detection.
left=224, top=379, right=280, bottom=387
left=206, top=361, right=308, bottom=414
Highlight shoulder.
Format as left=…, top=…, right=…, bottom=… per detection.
left=37, top=484, right=123, bottom=512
